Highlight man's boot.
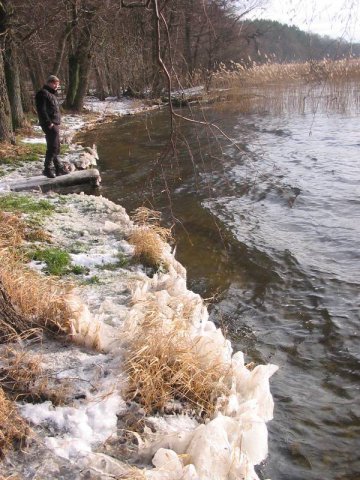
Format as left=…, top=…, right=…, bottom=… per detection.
left=54, top=160, right=68, bottom=176
left=42, top=166, right=56, bottom=178
left=43, top=153, right=56, bottom=178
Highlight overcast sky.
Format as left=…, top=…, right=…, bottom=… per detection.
left=246, top=0, right=360, bottom=42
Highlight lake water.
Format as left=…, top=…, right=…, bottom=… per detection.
left=78, top=86, right=360, bottom=480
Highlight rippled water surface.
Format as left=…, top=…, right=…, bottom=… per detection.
left=79, top=90, right=360, bottom=479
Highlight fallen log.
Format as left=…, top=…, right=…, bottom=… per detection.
left=0, top=169, right=101, bottom=193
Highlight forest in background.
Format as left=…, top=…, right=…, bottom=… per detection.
left=1, top=0, right=359, bottom=142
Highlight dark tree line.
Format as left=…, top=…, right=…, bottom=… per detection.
left=0, top=0, right=267, bottom=141
left=0, top=0, right=358, bottom=142
left=236, top=19, right=360, bottom=65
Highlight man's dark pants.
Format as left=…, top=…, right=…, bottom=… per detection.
left=42, top=124, right=60, bottom=170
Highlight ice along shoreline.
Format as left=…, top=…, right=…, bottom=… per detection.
left=0, top=96, right=278, bottom=480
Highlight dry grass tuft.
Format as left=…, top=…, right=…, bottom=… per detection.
left=0, top=212, right=26, bottom=250
left=0, top=211, right=51, bottom=251
left=125, top=310, right=229, bottom=416
left=0, top=203, right=73, bottom=342
left=0, top=387, right=28, bottom=458
left=128, top=208, right=172, bottom=270
left=0, top=251, right=73, bottom=342
left=25, top=227, right=52, bottom=243
left=128, top=227, right=164, bottom=269
left=0, top=347, right=71, bottom=405
left=131, top=207, right=162, bottom=226
left=0, top=143, right=29, bottom=161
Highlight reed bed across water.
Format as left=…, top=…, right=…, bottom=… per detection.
left=209, top=58, right=360, bottom=114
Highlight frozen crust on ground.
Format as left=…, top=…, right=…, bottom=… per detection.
left=0, top=192, right=277, bottom=480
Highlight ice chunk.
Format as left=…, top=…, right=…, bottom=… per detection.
left=149, top=448, right=183, bottom=479
left=186, top=417, right=233, bottom=480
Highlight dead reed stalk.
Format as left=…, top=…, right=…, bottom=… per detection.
left=212, top=58, right=360, bottom=88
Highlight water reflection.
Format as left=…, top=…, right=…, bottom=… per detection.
left=78, top=87, right=360, bottom=480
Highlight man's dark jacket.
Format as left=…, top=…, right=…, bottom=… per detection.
left=35, top=85, right=61, bottom=128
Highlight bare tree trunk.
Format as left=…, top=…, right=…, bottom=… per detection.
left=104, top=56, right=113, bottom=95
left=105, top=56, right=120, bottom=96
left=1, top=0, right=25, bottom=129
left=52, top=21, right=77, bottom=76
left=22, top=50, right=44, bottom=93
left=64, top=54, right=80, bottom=108
left=151, top=6, right=161, bottom=96
left=4, top=37, right=25, bottom=129
left=0, top=0, right=13, bottom=140
left=19, top=74, right=32, bottom=114
left=192, top=25, right=205, bottom=75
left=64, top=3, right=97, bottom=111
left=72, top=49, right=92, bottom=111
left=94, top=62, right=108, bottom=100
left=0, top=52, right=13, bottom=142
left=184, top=0, right=194, bottom=80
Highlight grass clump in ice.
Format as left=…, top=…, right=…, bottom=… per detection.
left=70, top=264, right=90, bottom=275
left=0, top=347, right=71, bottom=405
left=0, top=252, right=73, bottom=341
left=69, top=241, right=88, bottom=254
left=0, top=199, right=75, bottom=456
left=128, top=207, right=172, bottom=271
left=0, top=194, right=54, bottom=216
left=30, top=247, right=71, bottom=276
left=99, top=252, right=129, bottom=271
left=0, top=213, right=73, bottom=341
left=29, top=246, right=92, bottom=276
left=82, top=275, right=101, bottom=285
left=125, top=311, right=229, bottom=416
left=0, top=211, right=51, bottom=252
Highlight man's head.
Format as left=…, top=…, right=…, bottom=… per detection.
left=46, top=75, right=60, bottom=91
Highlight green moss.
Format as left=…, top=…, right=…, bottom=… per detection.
left=82, top=275, right=101, bottom=285
left=99, top=262, right=120, bottom=271
left=30, top=247, right=71, bottom=276
left=0, top=194, right=55, bottom=215
left=99, top=253, right=129, bottom=271
left=70, top=264, right=90, bottom=275
left=117, top=253, right=129, bottom=267
left=69, top=242, right=88, bottom=254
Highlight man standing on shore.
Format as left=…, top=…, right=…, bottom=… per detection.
left=35, top=75, right=67, bottom=178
